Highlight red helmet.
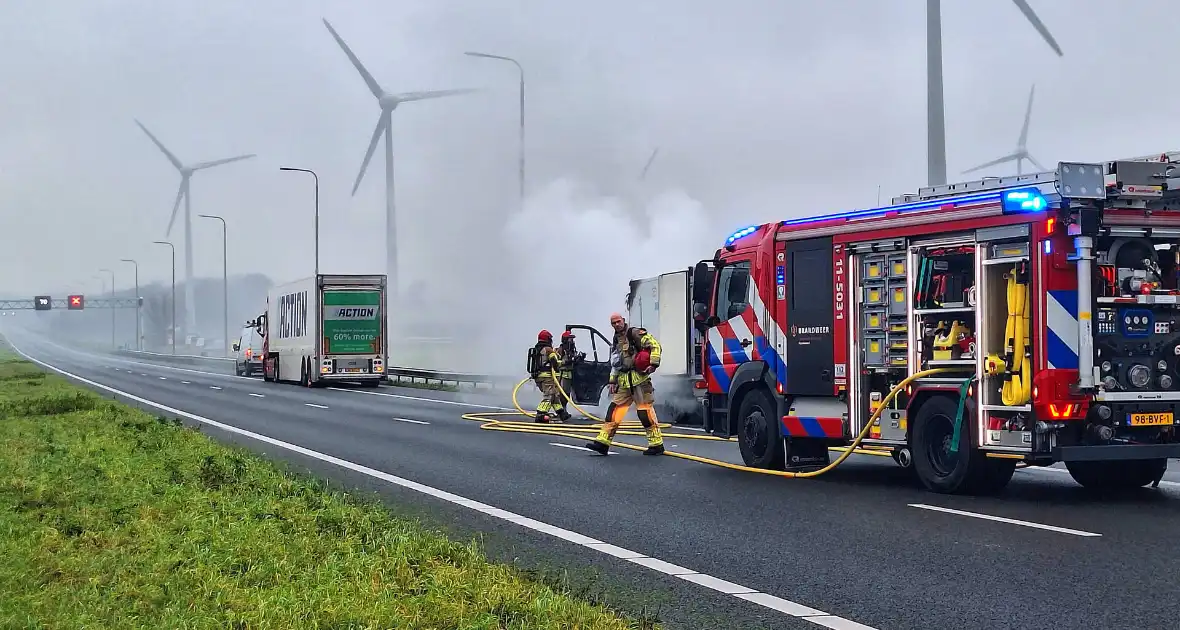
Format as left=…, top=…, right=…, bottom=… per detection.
left=634, top=349, right=651, bottom=372
left=538, top=329, right=553, bottom=343
left=561, top=330, right=575, bottom=341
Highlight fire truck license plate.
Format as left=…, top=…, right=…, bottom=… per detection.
left=1129, top=412, right=1173, bottom=426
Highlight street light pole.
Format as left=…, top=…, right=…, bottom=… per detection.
left=153, top=241, right=176, bottom=356
left=279, top=167, right=320, bottom=278
left=464, top=51, right=525, bottom=206
left=199, top=214, right=229, bottom=357
left=120, top=259, right=140, bottom=351
left=99, top=268, right=115, bottom=348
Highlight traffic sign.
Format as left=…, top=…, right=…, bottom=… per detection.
left=33, top=296, right=51, bottom=311
left=67, top=294, right=85, bottom=310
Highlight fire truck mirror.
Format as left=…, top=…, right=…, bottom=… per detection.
left=692, top=261, right=713, bottom=304
left=692, top=302, right=709, bottom=320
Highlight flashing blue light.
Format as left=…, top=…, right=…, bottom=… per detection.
left=780, top=189, right=1006, bottom=228
left=725, top=225, right=759, bottom=245
left=1001, top=188, right=1047, bottom=213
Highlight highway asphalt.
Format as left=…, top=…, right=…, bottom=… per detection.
left=8, top=330, right=1180, bottom=630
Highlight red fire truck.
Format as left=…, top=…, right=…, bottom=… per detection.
left=640, top=153, right=1180, bottom=494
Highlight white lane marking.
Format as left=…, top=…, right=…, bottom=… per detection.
left=392, top=417, right=430, bottom=425
left=328, top=386, right=516, bottom=411
left=140, top=373, right=148, bottom=376
left=551, top=442, right=613, bottom=455
left=908, top=504, right=1102, bottom=537
left=7, top=339, right=878, bottom=630
left=305, top=403, right=329, bottom=409
left=249, top=393, right=265, bottom=398
left=181, top=381, right=191, bottom=384
left=20, top=337, right=525, bottom=415
left=1018, top=464, right=1180, bottom=489
left=210, top=386, right=222, bottom=390
left=159, top=376, right=167, bottom=380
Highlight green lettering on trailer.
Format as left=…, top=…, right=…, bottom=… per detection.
left=322, top=290, right=382, bottom=354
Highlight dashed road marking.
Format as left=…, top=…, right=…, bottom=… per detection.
left=8, top=339, right=880, bottom=630
left=908, top=503, right=1102, bottom=537
left=328, top=386, right=516, bottom=411
left=551, top=442, right=613, bottom=455
left=305, top=403, right=329, bottom=409
left=159, top=376, right=167, bottom=380
left=392, top=417, right=430, bottom=425
left=210, top=386, right=222, bottom=390
left=249, top=393, right=265, bottom=398
left=181, top=381, right=191, bottom=384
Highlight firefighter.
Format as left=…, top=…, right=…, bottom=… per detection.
left=556, top=330, right=584, bottom=420
left=529, top=330, right=566, bottom=423
left=584, top=312, right=664, bottom=455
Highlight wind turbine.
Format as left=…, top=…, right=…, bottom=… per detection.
left=962, top=84, right=1044, bottom=177
left=927, top=0, right=1062, bottom=186
left=322, top=18, right=477, bottom=300
left=135, top=119, right=254, bottom=339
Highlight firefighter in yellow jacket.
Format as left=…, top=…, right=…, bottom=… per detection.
left=529, top=330, right=570, bottom=423
left=585, top=313, right=664, bottom=455
left=556, top=330, right=583, bottom=420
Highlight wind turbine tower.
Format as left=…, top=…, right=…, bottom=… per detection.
left=322, top=18, right=477, bottom=302
left=963, top=84, right=1045, bottom=176
left=135, top=120, right=254, bottom=340
left=927, top=0, right=1062, bottom=186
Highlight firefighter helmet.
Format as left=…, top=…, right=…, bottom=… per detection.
left=538, top=329, right=553, bottom=343
left=635, top=348, right=652, bottom=372
left=561, top=330, right=575, bottom=341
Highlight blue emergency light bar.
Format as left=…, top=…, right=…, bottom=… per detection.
left=725, top=185, right=1054, bottom=247
left=725, top=225, right=759, bottom=245
left=1000, top=188, right=1048, bottom=213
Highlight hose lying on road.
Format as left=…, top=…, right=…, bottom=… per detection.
left=460, top=366, right=976, bottom=478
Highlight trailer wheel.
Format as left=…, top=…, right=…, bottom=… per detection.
left=911, top=395, right=1015, bottom=495
left=737, top=388, right=785, bottom=470
left=1064, top=458, right=1167, bottom=491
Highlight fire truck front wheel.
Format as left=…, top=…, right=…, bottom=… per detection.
left=911, top=395, right=1015, bottom=495
left=736, top=388, right=786, bottom=470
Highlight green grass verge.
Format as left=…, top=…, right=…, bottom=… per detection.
left=0, top=348, right=654, bottom=629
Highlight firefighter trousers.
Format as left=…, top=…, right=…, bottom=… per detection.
left=593, top=379, right=662, bottom=447
left=534, top=376, right=566, bottom=421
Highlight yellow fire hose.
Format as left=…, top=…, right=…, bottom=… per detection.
left=459, top=365, right=977, bottom=478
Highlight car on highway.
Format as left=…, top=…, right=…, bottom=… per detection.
left=231, top=323, right=264, bottom=376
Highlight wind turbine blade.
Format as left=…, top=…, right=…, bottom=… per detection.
left=352, top=112, right=390, bottom=196
left=962, top=153, right=1022, bottom=174
left=165, top=179, right=187, bottom=237
left=191, top=154, right=256, bottom=170
left=134, top=119, right=183, bottom=170
left=1026, top=155, right=1048, bottom=172
left=1011, top=0, right=1063, bottom=56
left=396, top=88, right=479, bottom=103
left=322, top=19, right=384, bottom=99
left=1018, top=84, right=1035, bottom=148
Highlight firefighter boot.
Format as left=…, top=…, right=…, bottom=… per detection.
left=585, top=404, right=621, bottom=455
left=556, top=407, right=572, bottom=423
left=638, top=407, right=665, bottom=456
left=535, top=411, right=551, bottom=423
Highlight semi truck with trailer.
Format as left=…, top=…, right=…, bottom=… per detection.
left=253, top=274, right=388, bottom=388
left=578, top=153, right=1180, bottom=494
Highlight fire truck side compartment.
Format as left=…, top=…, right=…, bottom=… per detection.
left=784, top=236, right=835, bottom=396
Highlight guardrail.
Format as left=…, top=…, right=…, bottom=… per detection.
left=113, top=349, right=515, bottom=389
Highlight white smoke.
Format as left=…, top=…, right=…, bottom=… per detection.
left=468, top=176, right=721, bottom=377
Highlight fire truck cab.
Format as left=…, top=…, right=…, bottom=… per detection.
left=695, top=154, right=1180, bottom=494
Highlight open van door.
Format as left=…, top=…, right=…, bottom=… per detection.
left=564, top=324, right=614, bottom=405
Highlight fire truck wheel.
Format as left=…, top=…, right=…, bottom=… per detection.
left=1064, top=458, right=1167, bottom=491
left=911, top=395, right=1015, bottom=495
left=736, top=388, right=785, bottom=470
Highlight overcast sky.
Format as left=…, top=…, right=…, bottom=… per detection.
left=3, top=0, right=1178, bottom=303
